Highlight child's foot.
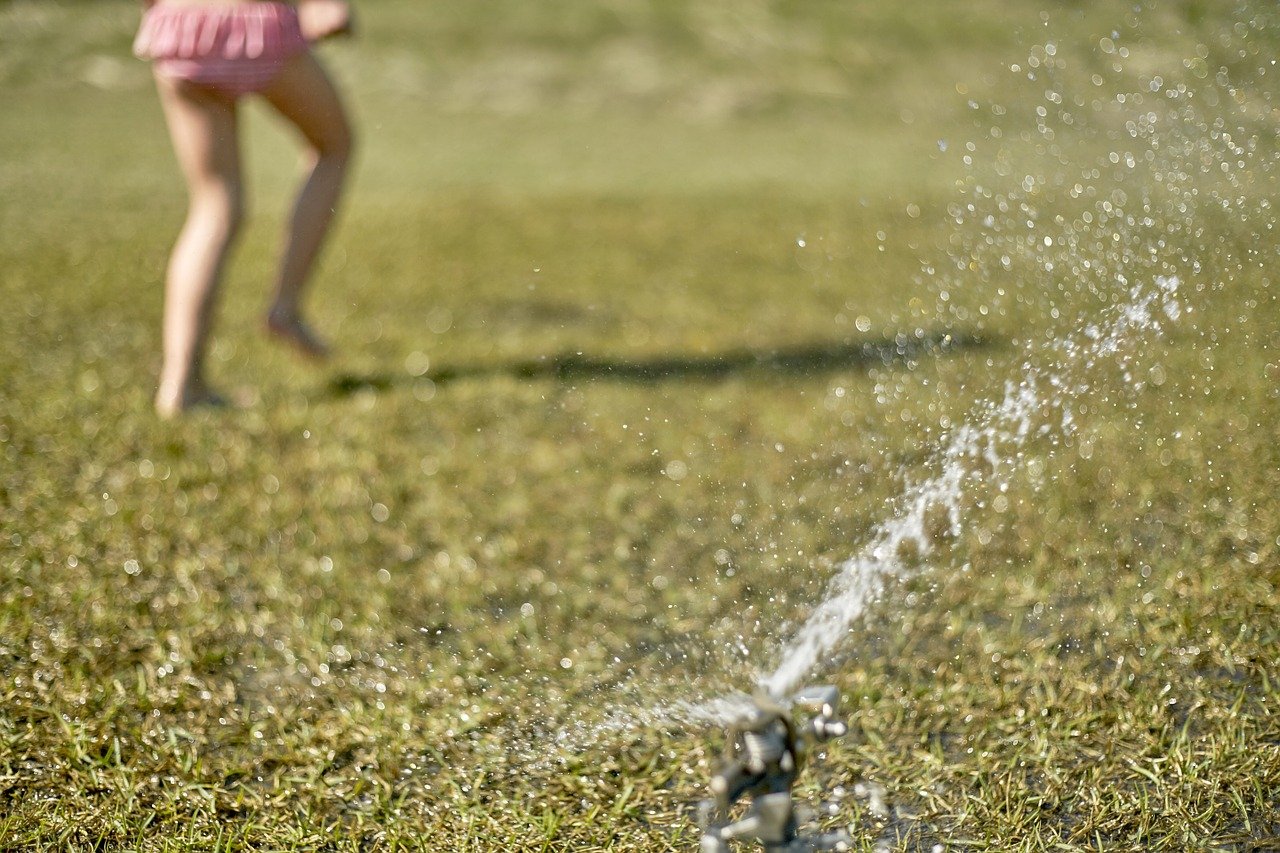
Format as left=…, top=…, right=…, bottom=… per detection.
left=155, top=383, right=229, bottom=419
left=266, top=309, right=331, bottom=361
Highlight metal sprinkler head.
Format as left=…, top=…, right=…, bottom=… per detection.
left=697, top=685, right=852, bottom=852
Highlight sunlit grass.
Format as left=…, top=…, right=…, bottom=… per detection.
left=2, top=1, right=1279, bottom=850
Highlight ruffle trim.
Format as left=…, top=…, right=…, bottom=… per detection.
left=134, top=3, right=307, bottom=61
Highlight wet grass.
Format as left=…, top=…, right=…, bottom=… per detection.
left=3, top=1, right=1279, bottom=850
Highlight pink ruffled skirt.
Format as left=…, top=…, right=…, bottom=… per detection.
left=134, top=2, right=309, bottom=97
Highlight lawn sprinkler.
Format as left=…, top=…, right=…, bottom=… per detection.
left=697, top=685, right=852, bottom=852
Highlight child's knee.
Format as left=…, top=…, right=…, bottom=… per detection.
left=193, top=184, right=245, bottom=240
left=312, top=106, right=354, bottom=165
left=325, top=119, right=354, bottom=165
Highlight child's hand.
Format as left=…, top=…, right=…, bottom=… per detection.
left=299, top=0, right=354, bottom=42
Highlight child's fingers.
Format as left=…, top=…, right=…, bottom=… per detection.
left=299, top=1, right=353, bottom=42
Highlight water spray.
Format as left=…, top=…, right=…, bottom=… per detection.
left=691, top=272, right=1183, bottom=848
left=697, top=685, right=852, bottom=852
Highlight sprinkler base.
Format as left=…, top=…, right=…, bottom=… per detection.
left=697, top=686, right=852, bottom=852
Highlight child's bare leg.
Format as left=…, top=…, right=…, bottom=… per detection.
left=260, top=52, right=353, bottom=360
left=154, top=74, right=244, bottom=417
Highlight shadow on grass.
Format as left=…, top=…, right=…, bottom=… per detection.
left=325, top=331, right=991, bottom=397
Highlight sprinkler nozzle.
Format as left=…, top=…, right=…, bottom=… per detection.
left=697, top=685, right=852, bottom=852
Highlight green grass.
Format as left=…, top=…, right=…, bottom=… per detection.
left=3, top=0, right=1279, bottom=850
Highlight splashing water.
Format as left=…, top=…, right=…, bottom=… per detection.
left=763, top=275, right=1183, bottom=696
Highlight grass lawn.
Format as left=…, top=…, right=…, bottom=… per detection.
left=2, top=1, right=1278, bottom=849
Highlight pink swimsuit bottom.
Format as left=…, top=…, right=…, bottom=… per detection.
left=134, top=2, right=309, bottom=98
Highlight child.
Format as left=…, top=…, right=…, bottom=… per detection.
left=134, top=0, right=355, bottom=417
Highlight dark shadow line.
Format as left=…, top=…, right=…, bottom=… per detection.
left=325, top=332, right=992, bottom=398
